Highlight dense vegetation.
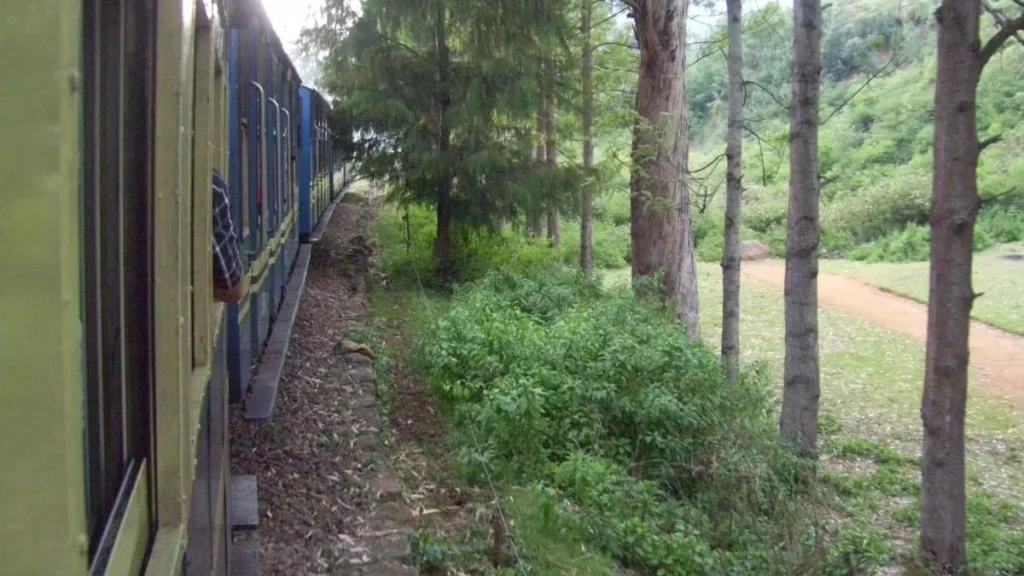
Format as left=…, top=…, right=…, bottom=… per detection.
left=370, top=209, right=1024, bottom=574
left=306, top=0, right=1024, bottom=572
left=681, top=0, right=1024, bottom=263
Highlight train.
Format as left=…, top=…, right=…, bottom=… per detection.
left=0, top=0, right=347, bottom=574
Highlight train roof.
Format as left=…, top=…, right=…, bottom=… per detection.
left=231, top=0, right=303, bottom=85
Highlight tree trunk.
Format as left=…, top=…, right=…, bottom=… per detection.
left=920, top=1, right=982, bottom=571
left=531, top=107, right=545, bottom=238
left=780, top=0, right=822, bottom=456
left=580, top=0, right=594, bottom=272
left=631, top=0, right=700, bottom=338
left=544, top=66, right=560, bottom=247
left=721, top=0, right=743, bottom=387
left=434, top=0, right=454, bottom=276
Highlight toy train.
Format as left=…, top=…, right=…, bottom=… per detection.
left=0, top=0, right=346, bottom=574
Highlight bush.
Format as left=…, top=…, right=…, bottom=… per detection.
left=822, top=164, right=932, bottom=242
left=848, top=224, right=931, bottom=263
left=847, top=219, right=1006, bottom=263
left=693, top=213, right=725, bottom=263
left=557, top=219, right=632, bottom=269
left=417, top=270, right=828, bottom=574
left=596, top=193, right=631, bottom=226
left=375, top=205, right=563, bottom=289
left=977, top=204, right=1024, bottom=243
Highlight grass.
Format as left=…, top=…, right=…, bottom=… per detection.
left=820, top=242, right=1024, bottom=336
left=369, top=215, right=1024, bottom=573
left=605, top=264, right=1024, bottom=573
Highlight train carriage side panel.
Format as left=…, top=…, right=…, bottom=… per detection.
left=268, top=54, right=285, bottom=318
left=227, top=28, right=253, bottom=403
left=0, top=0, right=90, bottom=572
left=252, top=25, right=271, bottom=360
left=283, top=73, right=299, bottom=269
left=299, top=87, right=314, bottom=240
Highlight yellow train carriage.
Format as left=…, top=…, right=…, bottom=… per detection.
left=1, top=0, right=246, bottom=573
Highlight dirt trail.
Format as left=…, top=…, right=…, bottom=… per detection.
left=743, top=262, right=1024, bottom=404
left=231, top=196, right=419, bottom=575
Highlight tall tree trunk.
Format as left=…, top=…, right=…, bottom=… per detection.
left=631, top=0, right=700, bottom=338
left=545, top=65, right=560, bottom=247
left=920, top=1, right=982, bottom=571
left=434, top=0, right=454, bottom=276
left=580, top=0, right=594, bottom=272
left=780, top=0, right=822, bottom=456
left=532, top=107, right=546, bottom=238
left=721, top=0, right=744, bottom=387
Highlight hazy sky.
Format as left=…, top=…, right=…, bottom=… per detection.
left=259, top=0, right=793, bottom=58
left=260, top=0, right=324, bottom=55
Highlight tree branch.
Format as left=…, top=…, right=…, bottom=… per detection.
left=982, top=0, right=1024, bottom=48
left=978, top=134, right=1002, bottom=153
left=743, top=80, right=790, bottom=112
left=593, top=41, right=637, bottom=50
left=979, top=8, right=1024, bottom=67
left=591, top=6, right=629, bottom=30
left=619, top=0, right=640, bottom=12
left=689, top=152, right=726, bottom=175
left=821, top=54, right=903, bottom=126
left=980, top=188, right=1020, bottom=204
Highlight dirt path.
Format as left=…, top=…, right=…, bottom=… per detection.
left=230, top=196, right=419, bottom=575
left=743, top=261, right=1024, bottom=404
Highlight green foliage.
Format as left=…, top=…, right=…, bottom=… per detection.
left=688, top=1, right=1024, bottom=256
left=978, top=204, right=1024, bottom=243
left=556, top=219, right=632, bottom=269
left=847, top=224, right=931, bottom=263
left=595, top=192, right=631, bottom=226
left=375, top=205, right=563, bottom=289
left=846, top=218, right=1001, bottom=263
left=415, top=267, right=844, bottom=573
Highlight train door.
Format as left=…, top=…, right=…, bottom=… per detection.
left=81, top=0, right=156, bottom=571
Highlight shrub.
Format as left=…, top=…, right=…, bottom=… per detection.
left=557, top=219, right=632, bottom=269
left=596, top=192, right=631, bottom=226
left=417, top=270, right=827, bottom=574
left=822, top=165, right=931, bottom=242
left=693, top=213, right=725, bottom=262
left=977, top=204, right=1024, bottom=243
left=848, top=224, right=931, bottom=263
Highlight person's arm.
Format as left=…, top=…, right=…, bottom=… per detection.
left=212, top=172, right=244, bottom=304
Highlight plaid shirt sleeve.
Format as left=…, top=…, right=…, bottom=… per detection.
left=212, top=171, right=243, bottom=291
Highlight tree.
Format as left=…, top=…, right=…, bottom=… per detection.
left=721, top=0, right=743, bottom=387
left=627, top=0, right=701, bottom=338
left=921, top=1, right=1024, bottom=571
left=580, top=0, right=595, bottom=272
left=780, top=0, right=822, bottom=456
left=531, top=109, right=547, bottom=238
left=304, top=0, right=572, bottom=277
left=544, top=61, right=561, bottom=246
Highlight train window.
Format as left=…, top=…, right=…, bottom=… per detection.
left=81, top=0, right=155, bottom=567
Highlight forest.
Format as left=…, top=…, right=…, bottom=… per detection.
left=299, top=0, right=1024, bottom=573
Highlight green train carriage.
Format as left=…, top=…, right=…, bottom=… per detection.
left=2, top=0, right=263, bottom=573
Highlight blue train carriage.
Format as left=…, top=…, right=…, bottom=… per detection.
left=226, top=2, right=302, bottom=404
left=0, top=0, right=257, bottom=573
left=299, top=86, right=337, bottom=241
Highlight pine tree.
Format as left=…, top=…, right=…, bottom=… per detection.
left=780, top=0, right=823, bottom=457
left=626, top=0, right=701, bottom=337
left=721, top=0, right=743, bottom=387
left=304, top=0, right=573, bottom=276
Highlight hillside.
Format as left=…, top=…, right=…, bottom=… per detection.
left=673, top=0, right=1024, bottom=262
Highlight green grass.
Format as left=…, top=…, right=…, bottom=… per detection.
left=605, top=264, right=1024, bottom=572
left=820, top=242, right=1024, bottom=336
